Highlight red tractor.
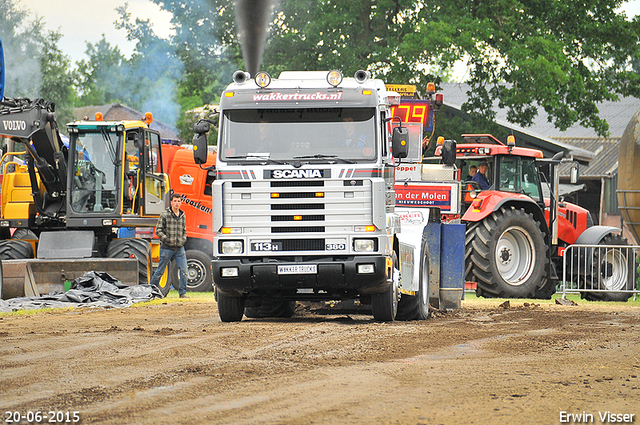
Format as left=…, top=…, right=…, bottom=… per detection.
left=439, top=134, right=633, bottom=301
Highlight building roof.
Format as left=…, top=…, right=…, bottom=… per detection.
left=440, top=82, right=640, bottom=138
left=556, top=137, right=620, bottom=179
left=441, top=90, right=595, bottom=164
left=72, top=103, right=181, bottom=142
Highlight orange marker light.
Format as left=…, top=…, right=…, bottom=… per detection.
left=95, top=112, right=103, bottom=121
left=426, top=82, right=436, bottom=94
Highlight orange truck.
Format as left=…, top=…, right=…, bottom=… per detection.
left=158, top=144, right=216, bottom=292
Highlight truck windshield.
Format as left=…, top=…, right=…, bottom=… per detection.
left=70, top=130, right=120, bottom=213
left=220, top=108, right=376, bottom=162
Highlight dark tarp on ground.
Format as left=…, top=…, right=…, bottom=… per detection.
left=0, top=271, right=163, bottom=313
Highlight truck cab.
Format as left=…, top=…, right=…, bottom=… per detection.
left=193, top=69, right=411, bottom=321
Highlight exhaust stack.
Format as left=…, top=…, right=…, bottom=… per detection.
left=234, top=0, right=276, bottom=77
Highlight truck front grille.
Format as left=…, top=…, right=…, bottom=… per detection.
left=271, top=226, right=325, bottom=233
left=221, top=178, right=373, bottom=253
left=273, top=239, right=325, bottom=251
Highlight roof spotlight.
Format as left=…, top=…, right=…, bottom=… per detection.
left=255, top=71, right=271, bottom=88
left=327, top=70, right=343, bottom=87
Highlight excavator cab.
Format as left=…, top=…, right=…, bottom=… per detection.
left=65, top=120, right=169, bottom=227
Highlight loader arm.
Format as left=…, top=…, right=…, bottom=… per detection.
left=0, top=98, right=68, bottom=219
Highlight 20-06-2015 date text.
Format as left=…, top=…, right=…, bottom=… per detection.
left=4, top=411, right=80, bottom=423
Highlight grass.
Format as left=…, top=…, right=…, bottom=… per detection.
left=2, top=289, right=638, bottom=318
left=462, top=290, right=640, bottom=306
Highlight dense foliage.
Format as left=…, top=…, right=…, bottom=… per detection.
left=2, top=0, right=639, bottom=138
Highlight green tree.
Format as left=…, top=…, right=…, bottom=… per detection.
left=150, top=0, right=238, bottom=140
left=0, top=0, right=44, bottom=98
left=39, top=31, right=75, bottom=126
left=262, top=0, right=640, bottom=137
left=75, top=37, right=129, bottom=107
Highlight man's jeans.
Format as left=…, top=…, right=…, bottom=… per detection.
left=150, top=246, right=188, bottom=296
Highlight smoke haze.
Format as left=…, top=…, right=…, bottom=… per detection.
left=234, top=0, right=276, bottom=76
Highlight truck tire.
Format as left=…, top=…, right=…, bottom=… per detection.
left=0, top=240, right=34, bottom=259
left=372, top=252, right=399, bottom=322
left=580, top=234, right=634, bottom=302
left=397, top=241, right=429, bottom=320
left=245, top=300, right=296, bottom=318
left=466, top=206, right=548, bottom=298
left=217, top=292, right=245, bottom=322
left=168, top=249, right=213, bottom=292
left=107, top=238, right=152, bottom=286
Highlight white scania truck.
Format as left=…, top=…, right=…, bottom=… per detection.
left=192, top=69, right=463, bottom=322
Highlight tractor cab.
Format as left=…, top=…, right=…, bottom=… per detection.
left=437, top=134, right=545, bottom=211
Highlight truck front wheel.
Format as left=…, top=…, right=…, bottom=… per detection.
left=217, top=291, right=245, bottom=322
left=372, top=252, right=399, bottom=322
left=397, top=241, right=429, bottom=320
left=466, top=207, right=548, bottom=298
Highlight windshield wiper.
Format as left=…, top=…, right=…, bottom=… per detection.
left=225, top=155, right=288, bottom=165
left=293, top=154, right=355, bottom=164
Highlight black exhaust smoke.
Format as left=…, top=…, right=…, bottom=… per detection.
left=234, top=0, right=276, bottom=77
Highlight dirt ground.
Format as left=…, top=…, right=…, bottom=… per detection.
left=0, top=298, right=639, bottom=425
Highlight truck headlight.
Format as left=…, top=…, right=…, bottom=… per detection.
left=354, top=239, right=376, bottom=252
left=220, top=240, right=243, bottom=254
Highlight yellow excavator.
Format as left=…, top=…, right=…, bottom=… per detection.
left=0, top=97, right=172, bottom=298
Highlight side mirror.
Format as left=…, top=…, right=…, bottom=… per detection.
left=193, top=133, right=208, bottom=165
left=391, top=126, right=409, bottom=159
left=570, top=163, right=579, bottom=184
left=129, top=133, right=143, bottom=149
left=441, top=139, right=457, bottom=166
left=192, top=120, right=211, bottom=165
left=193, top=121, right=211, bottom=134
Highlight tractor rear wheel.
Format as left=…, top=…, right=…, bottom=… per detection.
left=580, top=234, right=634, bottom=302
left=466, top=207, right=548, bottom=298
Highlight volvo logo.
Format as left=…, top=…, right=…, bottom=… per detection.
left=271, top=169, right=324, bottom=179
left=2, top=120, right=27, bottom=131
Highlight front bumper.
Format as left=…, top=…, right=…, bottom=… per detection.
left=213, top=255, right=389, bottom=299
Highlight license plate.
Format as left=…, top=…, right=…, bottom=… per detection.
left=277, top=265, right=317, bottom=275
